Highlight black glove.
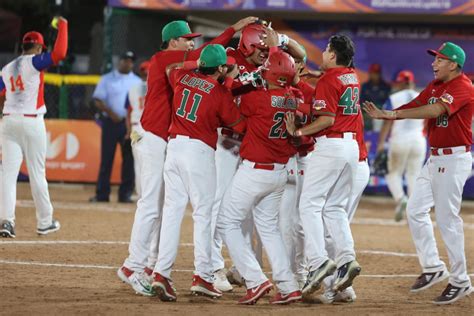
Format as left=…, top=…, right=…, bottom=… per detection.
left=372, top=150, right=388, bottom=176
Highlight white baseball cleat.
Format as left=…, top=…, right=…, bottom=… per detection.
left=334, top=286, right=357, bottom=303
left=433, top=283, right=472, bottom=305
left=213, top=269, right=233, bottom=292
left=117, top=266, right=155, bottom=296
left=36, top=219, right=60, bottom=235
left=333, top=260, right=361, bottom=293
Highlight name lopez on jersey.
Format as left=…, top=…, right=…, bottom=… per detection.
left=271, top=95, right=297, bottom=110
left=180, top=74, right=215, bottom=94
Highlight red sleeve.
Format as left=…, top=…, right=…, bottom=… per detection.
left=296, top=80, right=315, bottom=103
left=169, top=69, right=187, bottom=90
left=438, top=80, right=472, bottom=116
left=297, top=103, right=311, bottom=116
left=51, top=18, right=68, bottom=64
left=397, top=84, right=431, bottom=111
left=186, top=27, right=236, bottom=60
left=239, top=93, right=256, bottom=117
left=312, top=77, right=339, bottom=117
left=219, top=90, right=244, bottom=127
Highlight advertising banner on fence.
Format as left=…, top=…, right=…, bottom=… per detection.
left=108, top=0, right=474, bottom=14
left=16, top=120, right=122, bottom=184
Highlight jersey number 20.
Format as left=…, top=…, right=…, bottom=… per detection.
left=338, top=87, right=359, bottom=115
left=176, top=88, right=202, bottom=123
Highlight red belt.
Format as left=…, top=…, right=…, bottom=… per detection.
left=253, top=163, right=275, bottom=170
left=431, top=145, right=470, bottom=156
left=221, top=128, right=244, bottom=142
left=325, top=132, right=356, bottom=139
left=3, top=113, right=38, bottom=117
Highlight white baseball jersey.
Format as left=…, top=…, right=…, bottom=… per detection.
left=2, top=55, right=46, bottom=115
left=128, top=81, right=147, bottom=125
left=385, top=89, right=423, bottom=142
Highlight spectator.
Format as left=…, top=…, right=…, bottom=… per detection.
left=90, top=51, right=141, bottom=203
left=361, top=63, right=391, bottom=130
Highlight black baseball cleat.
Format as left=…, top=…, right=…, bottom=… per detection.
left=89, top=196, right=109, bottom=203
left=333, top=260, right=362, bottom=292
left=0, top=220, right=15, bottom=238
left=302, top=259, right=337, bottom=297
left=410, top=269, right=449, bottom=293
left=433, top=283, right=472, bottom=305
left=37, top=219, right=61, bottom=235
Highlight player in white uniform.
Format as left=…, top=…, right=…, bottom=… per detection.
left=377, top=70, right=426, bottom=221
left=0, top=17, right=68, bottom=238
left=125, top=61, right=149, bottom=197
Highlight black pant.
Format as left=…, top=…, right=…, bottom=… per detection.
left=96, top=117, right=134, bottom=200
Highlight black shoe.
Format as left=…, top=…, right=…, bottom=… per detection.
left=118, top=196, right=134, bottom=203
left=433, top=283, right=472, bottom=305
left=0, top=220, right=15, bottom=238
left=410, top=269, right=449, bottom=293
left=89, top=196, right=109, bottom=203
left=37, top=219, right=61, bottom=235
left=302, top=259, right=337, bottom=296
left=333, top=260, right=361, bottom=292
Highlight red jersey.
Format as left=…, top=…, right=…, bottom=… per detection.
left=312, top=67, right=362, bottom=137
left=239, top=87, right=297, bottom=164
left=140, top=27, right=235, bottom=141
left=293, top=80, right=315, bottom=155
left=168, top=69, right=242, bottom=150
left=226, top=48, right=258, bottom=92
left=398, top=73, right=473, bottom=148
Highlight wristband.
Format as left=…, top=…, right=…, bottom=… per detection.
left=277, top=33, right=290, bottom=47
left=295, top=129, right=303, bottom=137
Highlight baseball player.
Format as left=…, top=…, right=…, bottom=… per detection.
left=285, top=34, right=362, bottom=298
left=377, top=70, right=426, bottom=222
left=117, top=17, right=258, bottom=296
left=212, top=22, right=306, bottom=291
left=0, top=17, right=68, bottom=238
left=125, top=60, right=150, bottom=197
left=217, top=42, right=302, bottom=305
left=364, top=42, right=473, bottom=305
left=320, top=116, right=370, bottom=304
left=152, top=44, right=245, bottom=302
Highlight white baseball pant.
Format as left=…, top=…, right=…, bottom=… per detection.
left=217, top=160, right=299, bottom=294
left=300, top=134, right=359, bottom=271
left=407, top=149, right=472, bottom=287
left=123, top=131, right=166, bottom=272
left=279, top=153, right=311, bottom=281
left=324, top=159, right=370, bottom=289
left=155, top=136, right=216, bottom=283
left=386, top=137, right=427, bottom=201
left=1, top=114, right=53, bottom=229
left=131, top=124, right=145, bottom=197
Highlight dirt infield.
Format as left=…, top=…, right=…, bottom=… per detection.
left=1, top=183, right=473, bottom=315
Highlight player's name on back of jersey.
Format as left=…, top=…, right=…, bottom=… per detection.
left=271, top=95, right=297, bottom=110
left=338, top=73, right=358, bottom=85
left=180, top=74, right=215, bottom=94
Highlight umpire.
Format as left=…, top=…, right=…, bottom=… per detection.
left=90, top=51, right=141, bottom=203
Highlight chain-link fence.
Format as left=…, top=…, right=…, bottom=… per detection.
left=44, top=74, right=99, bottom=120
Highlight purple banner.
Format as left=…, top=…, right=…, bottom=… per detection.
left=108, top=0, right=474, bottom=14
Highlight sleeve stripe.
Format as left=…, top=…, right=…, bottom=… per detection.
left=227, top=115, right=244, bottom=128
left=314, top=111, right=336, bottom=117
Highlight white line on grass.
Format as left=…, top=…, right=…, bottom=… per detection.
left=1, top=259, right=473, bottom=278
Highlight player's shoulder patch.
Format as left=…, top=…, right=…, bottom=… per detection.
left=312, top=98, right=327, bottom=110
left=440, top=92, right=454, bottom=105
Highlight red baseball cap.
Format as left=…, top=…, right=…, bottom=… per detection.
left=368, top=63, right=382, bottom=73
left=394, top=70, right=415, bottom=83
left=22, top=31, right=46, bottom=49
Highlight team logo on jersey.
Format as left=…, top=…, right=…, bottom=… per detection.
left=312, top=99, right=327, bottom=110
left=440, top=93, right=454, bottom=105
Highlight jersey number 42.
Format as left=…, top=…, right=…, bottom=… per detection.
left=338, top=87, right=359, bottom=115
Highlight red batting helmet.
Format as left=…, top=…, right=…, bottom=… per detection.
left=238, top=24, right=267, bottom=57
left=261, top=51, right=296, bottom=87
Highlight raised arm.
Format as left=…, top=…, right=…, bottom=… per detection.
left=32, top=17, right=68, bottom=71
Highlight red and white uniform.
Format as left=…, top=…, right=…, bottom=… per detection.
left=299, top=67, right=361, bottom=272
left=155, top=68, right=242, bottom=283
left=122, top=27, right=236, bottom=275
left=211, top=47, right=260, bottom=272
left=402, top=73, right=473, bottom=288
left=0, top=19, right=68, bottom=230
left=217, top=87, right=300, bottom=294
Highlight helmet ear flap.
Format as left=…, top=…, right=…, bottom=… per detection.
left=238, top=24, right=266, bottom=57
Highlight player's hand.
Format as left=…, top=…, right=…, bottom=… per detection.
left=51, top=16, right=67, bottom=29
left=301, top=69, right=323, bottom=78
left=284, top=112, right=297, bottom=136
left=232, top=16, right=259, bottom=32
left=363, top=101, right=397, bottom=120
left=226, top=64, right=239, bottom=79
left=261, top=27, right=279, bottom=48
